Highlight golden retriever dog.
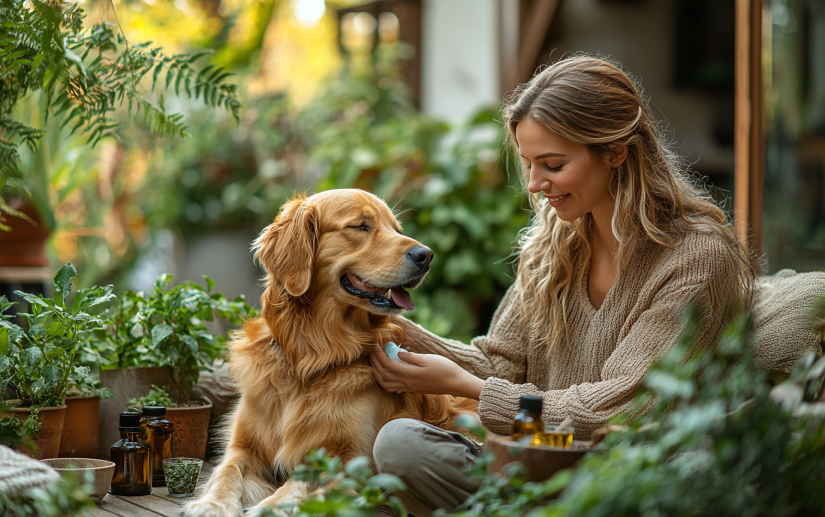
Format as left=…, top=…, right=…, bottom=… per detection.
left=185, top=189, right=477, bottom=517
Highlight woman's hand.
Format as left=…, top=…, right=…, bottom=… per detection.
left=369, top=345, right=484, bottom=400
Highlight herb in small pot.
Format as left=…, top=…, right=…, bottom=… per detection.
left=162, top=457, right=203, bottom=497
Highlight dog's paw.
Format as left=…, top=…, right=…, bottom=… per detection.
left=184, top=497, right=244, bottom=517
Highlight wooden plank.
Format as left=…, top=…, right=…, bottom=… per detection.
left=95, top=495, right=165, bottom=517
left=90, top=507, right=122, bottom=517
left=734, top=0, right=765, bottom=255
left=517, top=0, right=561, bottom=82
left=122, top=494, right=186, bottom=515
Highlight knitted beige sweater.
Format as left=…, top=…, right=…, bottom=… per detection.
left=397, top=231, right=748, bottom=440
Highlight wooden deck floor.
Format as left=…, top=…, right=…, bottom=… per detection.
left=92, top=461, right=215, bottom=517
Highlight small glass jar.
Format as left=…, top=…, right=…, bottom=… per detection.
left=163, top=457, right=203, bottom=497
left=140, top=405, right=175, bottom=487
left=541, top=427, right=575, bottom=448
left=511, top=395, right=545, bottom=445
left=110, top=412, right=152, bottom=496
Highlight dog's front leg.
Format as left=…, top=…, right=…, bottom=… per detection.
left=248, top=479, right=311, bottom=517
left=185, top=449, right=274, bottom=517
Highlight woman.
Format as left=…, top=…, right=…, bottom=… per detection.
left=368, top=55, right=754, bottom=516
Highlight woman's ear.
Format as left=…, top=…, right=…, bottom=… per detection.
left=609, top=145, right=629, bottom=168
left=254, top=196, right=318, bottom=297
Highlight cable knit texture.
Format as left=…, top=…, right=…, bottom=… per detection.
left=398, top=232, right=824, bottom=441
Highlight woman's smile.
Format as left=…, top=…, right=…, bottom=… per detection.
left=544, top=192, right=570, bottom=207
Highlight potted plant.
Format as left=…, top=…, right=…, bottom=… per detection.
left=57, top=365, right=113, bottom=458
left=96, top=274, right=253, bottom=459
left=0, top=264, right=115, bottom=459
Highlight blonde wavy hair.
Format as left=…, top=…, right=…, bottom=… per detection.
left=504, top=55, right=753, bottom=355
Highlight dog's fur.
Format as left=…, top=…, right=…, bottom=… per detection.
left=185, top=189, right=476, bottom=517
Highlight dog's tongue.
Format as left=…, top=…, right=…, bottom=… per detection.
left=391, top=288, right=415, bottom=311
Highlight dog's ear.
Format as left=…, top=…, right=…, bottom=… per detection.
left=254, top=197, right=318, bottom=297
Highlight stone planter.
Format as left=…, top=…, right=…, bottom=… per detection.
left=59, top=395, right=100, bottom=458
left=98, top=366, right=180, bottom=460
left=2, top=405, right=67, bottom=459
left=166, top=397, right=213, bottom=461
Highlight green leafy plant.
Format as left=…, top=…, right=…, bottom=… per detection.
left=257, top=449, right=408, bottom=517
left=96, top=274, right=255, bottom=398
left=127, top=384, right=177, bottom=410
left=0, top=402, right=40, bottom=453
left=0, top=263, right=115, bottom=407
left=0, top=0, right=241, bottom=227
left=64, top=364, right=113, bottom=399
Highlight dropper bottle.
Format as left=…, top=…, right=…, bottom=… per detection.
left=511, top=395, right=545, bottom=445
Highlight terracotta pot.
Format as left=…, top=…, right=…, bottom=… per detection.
left=485, top=434, right=592, bottom=482
left=59, top=396, right=100, bottom=458
left=166, top=397, right=213, bottom=461
left=1, top=405, right=67, bottom=459
left=98, top=366, right=179, bottom=460
left=0, top=200, right=51, bottom=267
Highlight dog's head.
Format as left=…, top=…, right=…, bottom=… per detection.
left=254, top=189, right=432, bottom=316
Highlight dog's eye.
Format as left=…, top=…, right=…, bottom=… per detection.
left=348, top=224, right=370, bottom=232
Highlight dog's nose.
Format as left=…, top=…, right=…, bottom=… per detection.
left=407, top=246, right=433, bottom=270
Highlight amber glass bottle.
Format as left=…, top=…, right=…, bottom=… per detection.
left=110, top=412, right=152, bottom=496
left=140, top=406, right=174, bottom=486
left=511, top=395, right=545, bottom=445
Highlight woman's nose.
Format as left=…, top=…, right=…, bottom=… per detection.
left=527, top=169, right=551, bottom=194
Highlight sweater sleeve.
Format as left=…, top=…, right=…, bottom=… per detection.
left=478, top=239, right=743, bottom=440
left=394, top=284, right=529, bottom=383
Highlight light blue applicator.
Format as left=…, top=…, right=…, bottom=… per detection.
left=383, top=341, right=406, bottom=361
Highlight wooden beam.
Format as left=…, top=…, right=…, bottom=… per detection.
left=734, top=0, right=765, bottom=256
left=517, top=0, right=561, bottom=83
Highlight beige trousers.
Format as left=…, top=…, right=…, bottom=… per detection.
left=373, top=419, right=481, bottom=517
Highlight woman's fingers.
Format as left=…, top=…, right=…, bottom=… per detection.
left=369, top=347, right=404, bottom=381
left=370, top=365, right=409, bottom=393
left=371, top=345, right=395, bottom=368
left=396, top=350, right=425, bottom=366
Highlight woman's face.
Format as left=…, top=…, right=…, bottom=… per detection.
left=515, top=117, right=617, bottom=222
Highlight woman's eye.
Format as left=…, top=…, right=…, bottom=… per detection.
left=545, top=164, right=563, bottom=172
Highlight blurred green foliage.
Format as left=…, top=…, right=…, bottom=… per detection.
left=259, top=448, right=409, bottom=517
left=435, top=309, right=825, bottom=517
left=125, top=45, right=528, bottom=340
left=0, top=0, right=240, bottom=228
left=0, top=467, right=95, bottom=517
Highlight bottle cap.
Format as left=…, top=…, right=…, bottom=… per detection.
left=119, top=412, right=142, bottom=431
left=519, top=395, right=542, bottom=414
left=142, top=405, right=167, bottom=417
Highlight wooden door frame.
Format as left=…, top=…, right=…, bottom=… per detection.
left=734, top=0, right=765, bottom=256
